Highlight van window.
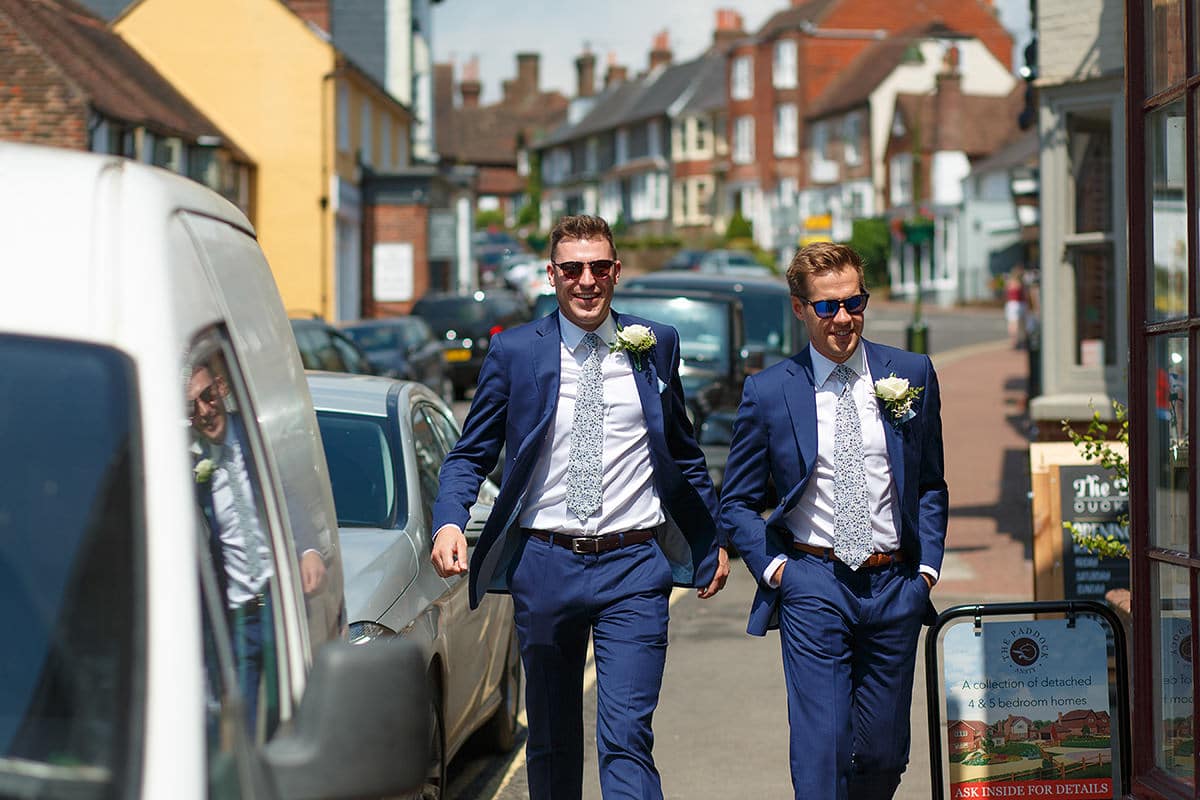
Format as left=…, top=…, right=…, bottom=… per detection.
left=0, top=335, right=142, bottom=798
left=187, top=348, right=286, bottom=743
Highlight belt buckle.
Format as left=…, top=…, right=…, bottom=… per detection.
left=572, top=537, right=595, bottom=554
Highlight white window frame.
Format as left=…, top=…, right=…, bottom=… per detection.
left=774, top=103, right=798, bottom=158
left=733, top=115, right=755, bottom=165
left=773, top=39, right=797, bottom=89
left=732, top=55, right=753, bottom=101
left=843, top=114, right=862, bottom=166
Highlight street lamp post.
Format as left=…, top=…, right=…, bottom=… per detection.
left=901, top=216, right=935, bottom=354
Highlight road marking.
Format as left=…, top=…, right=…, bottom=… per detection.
left=492, top=586, right=692, bottom=795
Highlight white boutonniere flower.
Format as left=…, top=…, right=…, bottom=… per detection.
left=612, top=323, right=657, bottom=371
left=873, top=374, right=923, bottom=424
left=194, top=458, right=216, bottom=483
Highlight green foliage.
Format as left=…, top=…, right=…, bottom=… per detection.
left=516, top=200, right=539, bottom=228
left=611, top=212, right=629, bottom=236
left=614, top=234, right=684, bottom=250
left=725, top=210, right=753, bottom=241
left=840, top=217, right=891, bottom=290
left=474, top=208, right=505, bottom=230
left=1061, top=401, right=1130, bottom=559
left=524, top=232, right=548, bottom=255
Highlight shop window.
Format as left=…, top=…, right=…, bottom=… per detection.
left=1150, top=564, right=1193, bottom=782
left=1147, top=0, right=1186, bottom=95
left=1148, top=334, right=1189, bottom=550
left=1149, top=99, right=1188, bottom=321
left=1066, top=113, right=1116, bottom=366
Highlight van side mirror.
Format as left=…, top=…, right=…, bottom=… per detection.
left=265, top=639, right=431, bottom=799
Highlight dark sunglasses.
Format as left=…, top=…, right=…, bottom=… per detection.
left=800, top=292, right=870, bottom=319
left=552, top=259, right=616, bottom=281
left=189, top=382, right=220, bottom=418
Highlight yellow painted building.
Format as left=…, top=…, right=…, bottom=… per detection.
left=116, top=0, right=411, bottom=320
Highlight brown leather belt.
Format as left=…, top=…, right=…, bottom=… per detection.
left=793, top=541, right=905, bottom=569
left=526, top=528, right=656, bottom=554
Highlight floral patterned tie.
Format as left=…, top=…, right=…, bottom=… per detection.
left=566, top=332, right=604, bottom=521
left=832, top=364, right=872, bottom=569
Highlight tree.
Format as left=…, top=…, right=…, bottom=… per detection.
left=841, top=217, right=891, bottom=290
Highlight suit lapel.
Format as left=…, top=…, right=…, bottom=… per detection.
left=531, top=312, right=561, bottom=413
left=614, top=311, right=667, bottom=437
left=864, top=340, right=906, bottom=499
left=781, top=351, right=817, bottom=511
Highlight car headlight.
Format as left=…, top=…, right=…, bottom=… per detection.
left=348, top=620, right=397, bottom=645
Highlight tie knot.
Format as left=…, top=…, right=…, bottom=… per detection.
left=833, top=364, right=856, bottom=386
left=583, top=332, right=603, bottom=352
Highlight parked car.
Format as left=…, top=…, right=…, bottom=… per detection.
left=412, top=289, right=532, bottom=399
left=661, top=248, right=706, bottom=271
left=0, top=142, right=427, bottom=799
left=613, top=288, right=747, bottom=492
left=622, top=271, right=806, bottom=370
left=338, top=316, right=454, bottom=402
left=307, top=372, right=521, bottom=794
left=289, top=316, right=375, bottom=375
left=695, top=249, right=775, bottom=277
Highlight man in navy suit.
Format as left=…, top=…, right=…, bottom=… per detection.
left=430, top=214, right=729, bottom=800
left=720, top=242, right=948, bottom=800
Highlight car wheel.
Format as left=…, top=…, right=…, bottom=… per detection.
left=414, top=685, right=446, bottom=800
left=480, top=627, right=521, bottom=752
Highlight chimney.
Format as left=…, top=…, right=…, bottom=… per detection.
left=434, top=62, right=455, bottom=115
left=285, top=0, right=330, bottom=32
left=605, top=52, right=628, bottom=88
left=517, top=52, right=539, bottom=99
left=933, top=46, right=963, bottom=151
left=712, top=9, right=745, bottom=53
left=575, top=48, right=597, bottom=98
left=648, top=30, right=672, bottom=71
left=460, top=57, right=481, bottom=108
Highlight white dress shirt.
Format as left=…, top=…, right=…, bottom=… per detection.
left=204, top=425, right=274, bottom=607
left=519, top=312, right=665, bottom=536
left=764, top=343, right=927, bottom=585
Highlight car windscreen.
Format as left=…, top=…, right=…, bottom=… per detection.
left=0, top=335, right=142, bottom=799
left=411, top=298, right=489, bottom=337
left=612, top=296, right=731, bottom=371
left=341, top=324, right=402, bottom=354
left=316, top=411, right=405, bottom=529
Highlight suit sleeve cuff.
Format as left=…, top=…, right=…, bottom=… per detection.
left=919, top=565, right=939, bottom=584
left=764, top=555, right=787, bottom=588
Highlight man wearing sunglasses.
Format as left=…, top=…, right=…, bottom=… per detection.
left=429, top=214, right=728, bottom=800
left=720, top=242, right=947, bottom=800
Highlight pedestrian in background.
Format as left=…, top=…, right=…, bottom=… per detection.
left=720, top=241, right=948, bottom=800
left=1004, top=266, right=1027, bottom=348
left=430, top=214, right=729, bottom=800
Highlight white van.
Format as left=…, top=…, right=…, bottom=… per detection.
left=0, top=143, right=427, bottom=799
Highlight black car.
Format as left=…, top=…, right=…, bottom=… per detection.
left=411, top=290, right=532, bottom=399
left=613, top=288, right=746, bottom=492
left=337, top=316, right=454, bottom=403
left=289, top=317, right=375, bottom=375
left=622, top=271, right=806, bottom=371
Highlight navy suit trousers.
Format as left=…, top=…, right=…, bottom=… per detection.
left=508, top=535, right=673, bottom=800
left=777, top=551, right=929, bottom=800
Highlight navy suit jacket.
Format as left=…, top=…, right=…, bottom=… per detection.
left=719, top=339, right=948, bottom=635
left=432, top=311, right=723, bottom=609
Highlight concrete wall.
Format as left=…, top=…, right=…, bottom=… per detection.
left=1038, top=0, right=1126, bottom=85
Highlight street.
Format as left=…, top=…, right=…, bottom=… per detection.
left=442, top=302, right=1033, bottom=799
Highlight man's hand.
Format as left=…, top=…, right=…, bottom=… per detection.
left=431, top=524, right=469, bottom=577
left=299, top=550, right=327, bottom=595
left=771, top=562, right=786, bottom=587
left=921, top=572, right=935, bottom=590
left=697, top=547, right=730, bottom=599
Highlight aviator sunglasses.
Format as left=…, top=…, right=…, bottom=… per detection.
left=551, top=259, right=616, bottom=281
left=799, top=292, right=870, bottom=319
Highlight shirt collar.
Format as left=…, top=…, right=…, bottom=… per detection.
left=809, top=342, right=868, bottom=388
left=558, top=311, right=616, bottom=353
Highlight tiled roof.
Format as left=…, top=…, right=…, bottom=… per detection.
left=437, top=90, right=568, bottom=166
left=969, top=128, right=1038, bottom=175
left=1, top=0, right=248, bottom=158
left=675, top=52, right=726, bottom=115
left=806, top=21, right=967, bottom=119
left=894, top=84, right=1023, bottom=159
left=757, top=0, right=839, bottom=39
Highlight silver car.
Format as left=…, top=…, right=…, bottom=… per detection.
left=306, top=372, right=520, bottom=798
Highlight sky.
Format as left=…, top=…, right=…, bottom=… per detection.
left=434, top=0, right=1033, bottom=106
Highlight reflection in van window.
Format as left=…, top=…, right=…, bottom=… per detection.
left=188, top=353, right=290, bottom=741
left=0, top=335, right=140, bottom=796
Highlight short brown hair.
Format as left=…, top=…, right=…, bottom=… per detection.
left=549, top=215, right=617, bottom=262
left=786, top=241, right=866, bottom=298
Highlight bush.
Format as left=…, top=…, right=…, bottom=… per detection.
left=725, top=210, right=753, bottom=241
left=840, top=217, right=891, bottom=290
left=475, top=209, right=505, bottom=230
